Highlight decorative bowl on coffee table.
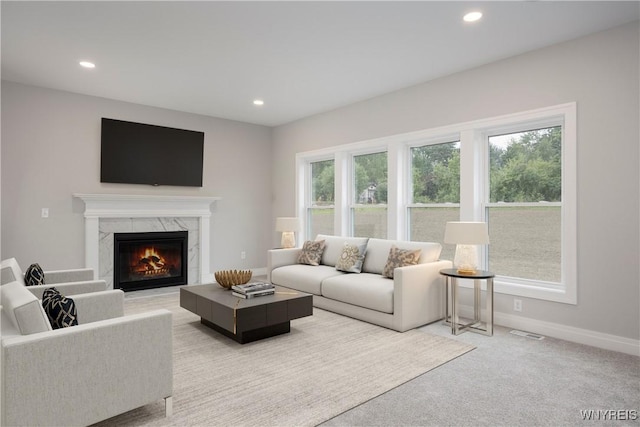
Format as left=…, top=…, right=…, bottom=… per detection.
left=214, top=270, right=252, bottom=289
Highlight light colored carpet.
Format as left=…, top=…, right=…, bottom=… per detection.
left=95, top=292, right=474, bottom=427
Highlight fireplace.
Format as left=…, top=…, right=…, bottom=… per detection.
left=114, top=231, right=188, bottom=292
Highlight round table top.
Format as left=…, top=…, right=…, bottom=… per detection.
left=439, top=268, right=495, bottom=279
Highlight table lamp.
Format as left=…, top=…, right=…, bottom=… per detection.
left=444, top=221, right=490, bottom=274
left=275, top=217, right=300, bottom=249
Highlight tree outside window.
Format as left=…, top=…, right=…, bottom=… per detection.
left=409, top=141, right=460, bottom=261
left=353, top=152, right=387, bottom=238
left=308, top=159, right=334, bottom=238
left=487, top=127, right=562, bottom=282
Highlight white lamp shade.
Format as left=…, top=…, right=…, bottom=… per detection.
left=275, top=217, right=300, bottom=232
left=444, top=222, right=489, bottom=245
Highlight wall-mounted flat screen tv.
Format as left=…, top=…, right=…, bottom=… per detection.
left=100, top=118, right=204, bottom=187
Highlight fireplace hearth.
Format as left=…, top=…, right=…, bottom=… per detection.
left=114, top=231, right=188, bottom=291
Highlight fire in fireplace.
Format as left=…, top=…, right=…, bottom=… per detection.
left=113, top=231, right=188, bottom=291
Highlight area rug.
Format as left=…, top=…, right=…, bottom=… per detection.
left=95, top=291, right=474, bottom=427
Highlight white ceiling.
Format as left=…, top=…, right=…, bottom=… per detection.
left=2, top=1, right=638, bottom=127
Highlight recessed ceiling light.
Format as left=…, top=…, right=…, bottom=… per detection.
left=253, top=99, right=264, bottom=106
left=463, top=11, right=483, bottom=22
left=79, top=61, right=96, bottom=69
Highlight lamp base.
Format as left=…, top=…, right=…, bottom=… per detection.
left=281, top=231, right=296, bottom=249
left=453, top=244, right=480, bottom=276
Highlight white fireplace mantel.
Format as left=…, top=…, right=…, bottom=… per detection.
left=73, top=193, right=221, bottom=284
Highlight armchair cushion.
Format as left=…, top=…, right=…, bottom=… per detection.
left=1, top=281, right=52, bottom=335
left=24, top=263, right=46, bottom=286
left=42, top=287, right=78, bottom=329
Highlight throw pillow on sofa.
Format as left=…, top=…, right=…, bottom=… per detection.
left=42, top=287, right=78, bottom=329
left=297, top=240, right=326, bottom=266
left=24, top=263, right=45, bottom=286
left=382, top=246, right=422, bottom=279
left=335, top=242, right=367, bottom=273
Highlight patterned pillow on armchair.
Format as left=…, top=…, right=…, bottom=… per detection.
left=42, top=287, right=78, bottom=329
left=24, top=263, right=46, bottom=286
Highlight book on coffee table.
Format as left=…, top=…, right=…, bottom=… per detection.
left=232, top=289, right=275, bottom=299
left=232, top=282, right=274, bottom=294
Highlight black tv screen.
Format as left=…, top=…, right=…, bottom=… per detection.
left=100, top=118, right=204, bottom=187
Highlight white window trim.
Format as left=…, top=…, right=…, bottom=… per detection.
left=473, top=104, right=576, bottom=304
left=295, top=102, right=577, bottom=304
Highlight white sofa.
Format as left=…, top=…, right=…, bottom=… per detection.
left=0, top=282, right=173, bottom=426
left=268, top=235, right=452, bottom=332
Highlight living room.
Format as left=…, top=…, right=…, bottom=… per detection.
left=1, top=1, right=639, bottom=426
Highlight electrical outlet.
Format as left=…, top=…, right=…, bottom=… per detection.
left=240, top=251, right=246, bottom=260
left=514, top=299, right=522, bottom=312
left=41, top=208, right=49, bottom=218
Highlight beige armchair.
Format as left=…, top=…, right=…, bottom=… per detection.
left=0, top=257, right=107, bottom=298
left=0, top=281, right=173, bottom=426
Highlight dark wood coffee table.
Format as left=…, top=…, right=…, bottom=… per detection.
left=180, top=284, right=313, bottom=344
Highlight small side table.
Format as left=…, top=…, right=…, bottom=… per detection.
left=440, top=268, right=494, bottom=336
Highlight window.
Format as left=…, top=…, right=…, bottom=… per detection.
left=352, top=152, right=387, bottom=238
left=486, top=127, right=562, bottom=283
left=296, top=103, right=576, bottom=303
left=307, top=159, right=335, bottom=238
left=409, top=141, right=460, bottom=262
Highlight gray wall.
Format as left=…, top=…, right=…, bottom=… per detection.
left=271, top=22, right=640, bottom=340
left=1, top=82, right=273, bottom=273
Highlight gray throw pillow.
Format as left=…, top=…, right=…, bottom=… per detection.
left=382, top=246, right=422, bottom=279
left=297, top=240, right=326, bottom=266
left=335, top=242, right=367, bottom=273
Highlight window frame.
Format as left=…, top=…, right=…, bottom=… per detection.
left=300, top=154, right=337, bottom=239
left=477, top=110, right=576, bottom=304
left=295, top=102, right=576, bottom=304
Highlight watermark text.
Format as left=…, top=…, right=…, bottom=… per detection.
left=580, top=409, right=638, bottom=421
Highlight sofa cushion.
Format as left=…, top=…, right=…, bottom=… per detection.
left=24, top=263, right=46, bottom=286
left=382, top=246, right=422, bottom=279
left=42, top=287, right=79, bottom=329
left=315, top=235, right=369, bottom=267
left=335, top=242, right=367, bottom=273
left=0, top=280, right=52, bottom=335
left=271, top=264, right=344, bottom=295
left=321, top=273, right=394, bottom=314
left=297, top=240, right=326, bottom=266
left=362, top=239, right=442, bottom=274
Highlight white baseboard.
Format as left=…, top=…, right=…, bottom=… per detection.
left=457, top=305, right=640, bottom=356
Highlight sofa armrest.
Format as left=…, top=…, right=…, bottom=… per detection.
left=392, top=260, right=453, bottom=332
left=25, top=280, right=108, bottom=299
left=1, top=309, right=173, bottom=427
left=44, top=268, right=95, bottom=283
left=72, top=290, right=125, bottom=324
left=267, top=248, right=301, bottom=282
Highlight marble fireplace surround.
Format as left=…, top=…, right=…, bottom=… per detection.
left=74, top=194, right=221, bottom=289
